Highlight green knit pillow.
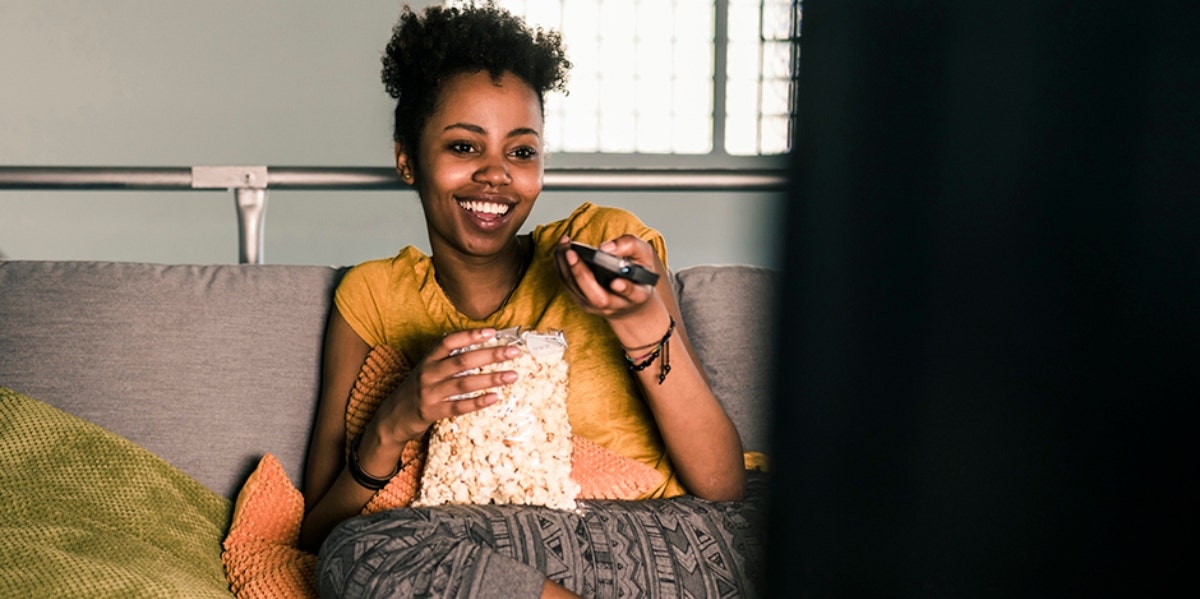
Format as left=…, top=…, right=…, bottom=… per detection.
left=0, top=387, right=232, bottom=597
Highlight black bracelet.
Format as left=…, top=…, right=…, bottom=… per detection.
left=348, top=434, right=400, bottom=491
left=623, top=317, right=675, bottom=385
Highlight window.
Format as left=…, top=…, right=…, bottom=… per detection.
left=452, top=0, right=801, bottom=160
left=724, top=0, right=799, bottom=155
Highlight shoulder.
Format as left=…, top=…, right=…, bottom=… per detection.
left=335, top=247, right=429, bottom=347
left=339, top=246, right=427, bottom=290
left=531, top=202, right=669, bottom=267
left=343, top=246, right=427, bottom=283
left=532, top=202, right=662, bottom=248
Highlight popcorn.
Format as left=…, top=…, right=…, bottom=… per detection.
left=413, top=327, right=580, bottom=510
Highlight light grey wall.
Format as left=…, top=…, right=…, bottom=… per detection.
left=0, top=1, right=781, bottom=268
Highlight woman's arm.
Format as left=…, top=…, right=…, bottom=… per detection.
left=299, top=309, right=523, bottom=551
left=299, top=310, right=377, bottom=551
left=555, top=236, right=746, bottom=502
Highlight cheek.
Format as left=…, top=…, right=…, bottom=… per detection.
left=517, top=179, right=543, bottom=203
left=422, top=159, right=472, bottom=192
left=514, top=164, right=544, bottom=198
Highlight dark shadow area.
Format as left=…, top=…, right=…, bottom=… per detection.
left=770, top=0, right=1197, bottom=594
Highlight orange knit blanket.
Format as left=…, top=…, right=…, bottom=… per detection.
left=222, top=345, right=664, bottom=598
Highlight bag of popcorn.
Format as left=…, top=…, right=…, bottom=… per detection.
left=413, top=327, right=581, bottom=510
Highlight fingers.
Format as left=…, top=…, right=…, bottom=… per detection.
left=555, top=235, right=657, bottom=311
left=555, top=236, right=615, bottom=308
left=436, top=364, right=518, bottom=402
left=425, top=330, right=520, bottom=383
left=442, top=388, right=503, bottom=417
left=553, top=236, right=586, bottom=297
left=427, top=327, right=499, bottom=360
left=600, top=235, right=658, bottom=269
left=417, top=330, right=524, bottom=419
left=601, top=235, right=661, bottom=301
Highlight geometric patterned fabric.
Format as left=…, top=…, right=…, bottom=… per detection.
left=318, top=473, right=768, bottom=598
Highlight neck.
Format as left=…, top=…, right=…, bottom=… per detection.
left=433, top=236, right=529, bottom=321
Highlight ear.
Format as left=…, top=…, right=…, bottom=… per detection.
left=394, top=142, right=415, bottom=184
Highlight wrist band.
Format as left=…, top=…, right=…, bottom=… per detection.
left=622, top=315, right=676, bottom=352
left=348, top=434, right=400, bottom=491
left=622, top=337, right=662, bottom=352
left=624, top=316, right=675, bottom=385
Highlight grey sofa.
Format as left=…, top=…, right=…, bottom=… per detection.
left=0, top=260, right=775, bottom=596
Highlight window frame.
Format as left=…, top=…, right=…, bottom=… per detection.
left=463, top=0, right=796, bottom=170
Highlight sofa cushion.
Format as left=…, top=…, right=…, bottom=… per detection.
left=0, top=386, right=232, bottom=597
left=0, top=260, right=777, bottom=502
left=0, top=261, right=343, bottom=500
left=675, top=265, right=777, bottom=454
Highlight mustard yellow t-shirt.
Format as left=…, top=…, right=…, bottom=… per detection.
left=334, top=202, right=685, bottom=498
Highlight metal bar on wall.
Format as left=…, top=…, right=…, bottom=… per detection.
left=0, top=166, right=787, bottom=192
left=0, top=166, right=787, bottom=263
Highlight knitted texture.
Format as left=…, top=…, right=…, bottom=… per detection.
left=222, top=455, right=315, bottom=598
left=221, top=346, right=415, bottom=599
left=222, top=344, right=664, bottom=598
left=342, top=345, right=426, bottom=514
left=0, top=387, right=231, bottom=598
left=571, top=435, right=666, bottom=500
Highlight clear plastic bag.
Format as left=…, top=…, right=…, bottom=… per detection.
left=413, top=327, right=580, bottom=510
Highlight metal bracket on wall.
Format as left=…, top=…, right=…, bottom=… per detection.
left=192, top=166, right=269, bottom=264
left=1, top=165, right=787, bottom=265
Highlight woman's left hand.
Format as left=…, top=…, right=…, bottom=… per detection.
left=554, top=235, right=662, bottom=320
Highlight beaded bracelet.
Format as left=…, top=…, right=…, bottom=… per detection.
left=348, top=434, right=400, bottom=491
left=624, top=317, right=675, bottom=385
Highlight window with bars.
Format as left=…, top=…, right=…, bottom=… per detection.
left=451, top=0, right=801, bottom=158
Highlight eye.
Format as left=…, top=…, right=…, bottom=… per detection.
left=448, top=141, right=476, bottom=155
left=510, top=146, right=538, bottom=161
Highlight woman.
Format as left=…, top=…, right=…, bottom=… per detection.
left=301, top=4, right=746, bottom=597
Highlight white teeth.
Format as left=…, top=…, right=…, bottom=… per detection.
left=459, top=200, right=510, bottom=216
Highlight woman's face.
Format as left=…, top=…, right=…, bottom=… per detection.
left=400, top=70, right=544, bottom=261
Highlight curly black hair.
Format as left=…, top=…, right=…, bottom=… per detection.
left=381, top=2, right=571, bottom=153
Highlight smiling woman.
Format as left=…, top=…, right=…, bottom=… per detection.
left=278, top=3, right=753, bottom=598
left=401, top=70, right=545, bottom=310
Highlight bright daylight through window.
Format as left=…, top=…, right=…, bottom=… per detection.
left=452, top=0, right=801, bottom=156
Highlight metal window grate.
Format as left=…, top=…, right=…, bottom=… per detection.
left=453, top=0, right=800, bottom=156
left=725, top=0, right=801, bottom=155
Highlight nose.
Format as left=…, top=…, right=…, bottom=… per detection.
left=473, top=153, right=511, bottom=187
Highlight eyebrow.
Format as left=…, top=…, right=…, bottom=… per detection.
left=443, top=123, right=541, bottom=138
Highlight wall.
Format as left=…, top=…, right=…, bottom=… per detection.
left=0, top=0, right=781, bottom=268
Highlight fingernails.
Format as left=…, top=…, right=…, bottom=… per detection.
left=504, top=346, right=521, bottom=358
left=501, top=371, right=518, bottom=383
left=479, top=328, right=497, bottom=338
left=599, top=241, right=616, bottom=252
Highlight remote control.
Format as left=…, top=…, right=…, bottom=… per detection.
left=570, top=242, right=660, bottom=287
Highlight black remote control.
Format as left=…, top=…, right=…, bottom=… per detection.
left=570, top=242, right=660, bottom=287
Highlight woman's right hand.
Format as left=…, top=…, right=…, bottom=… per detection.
left=302, top=319, right=526, bottom=550
left=372, top=327, right=520, bottom=446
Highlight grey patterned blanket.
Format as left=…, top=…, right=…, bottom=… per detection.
left=318, top=473, right=767, bottom=598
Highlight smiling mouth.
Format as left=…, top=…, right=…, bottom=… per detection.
left=457, top=199, right=512, bottom=218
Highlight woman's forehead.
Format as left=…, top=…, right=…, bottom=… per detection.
left=428, top=71, right=543, bottom=128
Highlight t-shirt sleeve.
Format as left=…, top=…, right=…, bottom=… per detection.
left=333, top=261, right=390, bottom=347
left=556, top=203, right=670, bottom=271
